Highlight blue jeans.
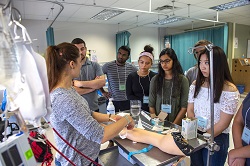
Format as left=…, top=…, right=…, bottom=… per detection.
left=190, top=133, right=229, bottom=166
left=55, top=158, right=61, bottom=166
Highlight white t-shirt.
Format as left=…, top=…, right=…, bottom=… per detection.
left=188, top=84, right=240, bottom=133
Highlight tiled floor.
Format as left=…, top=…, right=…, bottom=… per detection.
left=40, top=93, right=247, bottom=166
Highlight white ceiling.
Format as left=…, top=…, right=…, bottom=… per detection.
left=7, top=0, right=250, bottom=31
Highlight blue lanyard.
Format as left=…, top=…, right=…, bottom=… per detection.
left=128, top=144, right=154, bottom=160
left=1, top=89, right=7, bottom=112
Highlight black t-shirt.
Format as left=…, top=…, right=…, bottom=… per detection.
left=126, top=71, right=157, bottom=112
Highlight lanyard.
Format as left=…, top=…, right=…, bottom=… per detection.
left=244, top=107, right=250, bottom=127
left=128, top=144, right=153, bottom=160
left=138, top=71, right=151, bottom=96
left=116, top=62, right=126, bottom=85
left=162, top=80, right=173, bottom=105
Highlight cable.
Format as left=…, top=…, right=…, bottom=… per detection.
left=51, top=126, right=101, bottom=166
left=45, top=138, right=76, bottom=166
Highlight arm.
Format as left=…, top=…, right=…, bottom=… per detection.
left=100, top=87, right=111, bottom=99
left=232, top=104, right=244, bottom=148
left=126, top=128, right=185, bottom=156
left=207, top=85, right=239, bottom=137
left=73, top=86, right=95, bottom=95
left=173, top=107, right=187, bottom=125
left=73, top=75, right=105, bottom=89
left=149, top=107, right=157, bottom=117
left=187, top=103, right=195, bottom=118
left=173, top=76, right=189, bottom=125
left=228, top=146, right=249, bottom=166
left=187, top=84, right=196, bottom=118
left=126, top=73, right=140, bottom=100
left=102, top=115, right=135, bottom=143
left=148, top=77, right=157, bottom=117
left=228, top=104, right=246, bottom=165
left=207, top=112, right=233, bottom=137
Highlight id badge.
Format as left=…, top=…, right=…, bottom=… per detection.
left=119, top=84, right=126, bottom=90
left=161, top=104, right=171, bottom=113
left=197, top=116, right=208, bottom=132
left=143, top=96, right=149, bottom=104
left=242, top=126, right=250, bottom=144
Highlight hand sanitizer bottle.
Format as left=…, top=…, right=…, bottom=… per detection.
left=107, top=98, right=115, bottom=115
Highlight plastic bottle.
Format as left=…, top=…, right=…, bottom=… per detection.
left=107, top=98, right=115, bottom=115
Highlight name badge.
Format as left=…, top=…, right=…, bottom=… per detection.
left=242, top=126, right=250, bottom=144
left=197, top=116, right=208, bottom=132
left=161, top=104, right=171, bottom=113
left=119, top=84, right=126, bottom=90
left=143, top=96, right=149, bottom=103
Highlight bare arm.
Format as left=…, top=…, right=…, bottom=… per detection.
left=187, top=102, right=195, bottom=118
left=73, top=75, right=105, bottom=89
left=101, top=115, right=135, bottom=143
left=228, top=104, right=250, bottom=166
left=100, top=87, right=112, bottom=99
left=91, top=112, right=136, bottom=143
left=173, top=107, right=187, bottom=125
left=207, top=111, right=233, bottom=137
left=228, top=146, right=249, bottom=166
left=73, top=86, right=95, bottom=95
left=126, top=128, right=185, bottom=156
left=232, top=104, right=244, bottom=148
left=149, top=107, right=157, bottom=117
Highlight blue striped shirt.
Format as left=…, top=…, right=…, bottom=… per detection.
left=102, top=60, right=137, bottom=101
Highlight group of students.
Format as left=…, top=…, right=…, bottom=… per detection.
left=45, top=38, right=250, bottom=166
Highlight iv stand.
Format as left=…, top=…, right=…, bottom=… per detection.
left=205, top=44, right=220, bottom=166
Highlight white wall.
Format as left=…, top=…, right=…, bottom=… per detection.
left=21, top=20, right=165, bottom=62
left=128, top=27, right=159, bottom=61
left=53, top=22, right=117, bottom=63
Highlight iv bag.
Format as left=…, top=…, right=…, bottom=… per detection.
left=0, top=9, right=22, bottom=110
left=0, top=8, right=50, bottom=128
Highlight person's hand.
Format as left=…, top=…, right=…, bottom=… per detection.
left=73, top=80, right=82, bottom=87
left=228, top=149, right=236, bottom=165
left=102, top=91, right=111, bottom=99
left=150, top=113, right=157, bottom=118
left=126, top=115, right=135, bottom=130
left=111, top=114, right=123, bottom=121
left=228, top=149, right=246, bottom=166
left=230, top=158, right=246, bottom=166
left=95, top=76, right=101, bottom=79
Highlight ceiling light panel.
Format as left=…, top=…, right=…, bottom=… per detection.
left=153, top=17, right=185, bottom=25
left=210, top=0, right=250, bottom=11
left=91, top=9, right=124, bottom=20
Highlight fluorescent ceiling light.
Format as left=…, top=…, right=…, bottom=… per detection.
left=153, top=17, right=185, bottom=25
left=91, top=9, right=124, bottom=20
left=210, top=0, right=250, bottom=11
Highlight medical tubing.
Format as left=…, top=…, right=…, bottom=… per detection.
left=51, top=126, right=101, bottom=166
left=45, top=138, right=76, bottom=166
left=41, top=136, right=53, bottom=166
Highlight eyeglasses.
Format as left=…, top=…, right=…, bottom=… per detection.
left=159, top=59, right=172, bottom=64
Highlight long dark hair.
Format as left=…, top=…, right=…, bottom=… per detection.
left=194, top=46, right=234, bottom=102
left=45, top=42, right=79, bottom=92
left=156, top=48, right=184, bottom=95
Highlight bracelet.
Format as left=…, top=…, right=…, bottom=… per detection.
left=124, top=115, right=130, bottom=126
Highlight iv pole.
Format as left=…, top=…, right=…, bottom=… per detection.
left=205, top=44, right=220, bottom=166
